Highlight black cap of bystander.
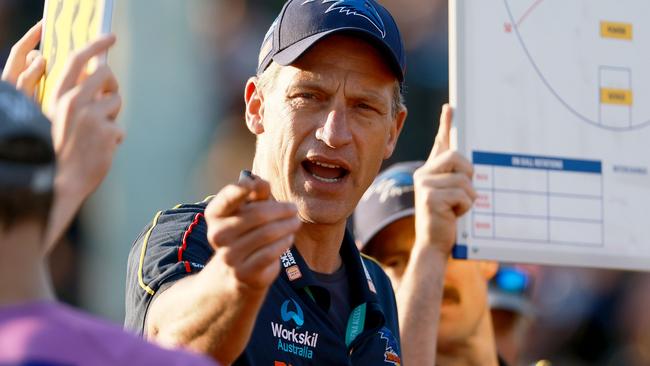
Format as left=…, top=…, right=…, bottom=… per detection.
left=0, top=81, right=54, bottom=193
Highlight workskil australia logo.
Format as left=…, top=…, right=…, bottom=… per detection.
left=272, top=298, right=319, bottom=359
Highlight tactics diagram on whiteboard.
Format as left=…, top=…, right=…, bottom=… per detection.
left=504, top=0, right=649, bottom=131
left=450, top=0, right=650, bottom=271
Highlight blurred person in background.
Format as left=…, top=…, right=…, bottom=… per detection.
left=489, top=266, right=537, bottom=366
left=0, top=25, right=216, bottom=366
left=0, top=0, right=83, bottom=308
left=354, top=161, right=505, bottom=366
left=124, top=0, right=475, bottom=364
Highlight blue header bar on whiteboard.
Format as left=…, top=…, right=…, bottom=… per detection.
left=473, top=151, right=602, bottom=174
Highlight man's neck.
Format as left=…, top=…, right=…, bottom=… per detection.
left=436, top=304, right=499, bottom=366
left=0, top=221, right=55, bottom=307
left=294, top=221, right=345, bottom=274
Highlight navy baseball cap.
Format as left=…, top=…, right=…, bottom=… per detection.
left=353, top=161, right=422, bottom=249
left=0, top=81, right=55, bottom=193
left=257, top=0, right=406, bottom=82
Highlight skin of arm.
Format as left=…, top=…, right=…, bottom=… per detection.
left=144, top=177, right=301, bottom=365
left=1, top=22, right=124, bottom=254
left=145, top=253, right=268, bottom=364
left=396, top=105, right=477, bottom=366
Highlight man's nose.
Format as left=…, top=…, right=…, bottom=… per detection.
left=315, top=102, right=353, bottom=149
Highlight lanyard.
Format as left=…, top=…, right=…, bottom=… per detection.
left=345, top=303, right=366, bottom=347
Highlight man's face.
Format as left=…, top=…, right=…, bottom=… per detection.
left=365, top=216, right=496, bottom=345
left=246, top=35, right=406, bottom=225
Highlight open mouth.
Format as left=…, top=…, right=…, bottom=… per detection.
left=302, top=158, right=350, bottom=183
left=442, top=286, right=461, bottom=305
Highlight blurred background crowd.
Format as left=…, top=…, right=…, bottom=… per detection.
left=1, top=1, right=649, bottom=365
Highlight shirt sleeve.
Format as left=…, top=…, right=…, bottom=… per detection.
left=124, top=202, right=215, bottom=335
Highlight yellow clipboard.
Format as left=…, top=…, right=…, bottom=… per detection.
left=38, top=0, right=114, bottom=114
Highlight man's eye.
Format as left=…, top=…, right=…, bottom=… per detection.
left=385, top=257, right=407, bottom=269
left=357, top=102, right=380, bottom=113
left=296, top=92, right=316, bottom=100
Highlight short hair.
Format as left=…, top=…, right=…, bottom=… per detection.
left=0, top=136, right=54, bottom=231
left=257, top=62, right=406, bottom=119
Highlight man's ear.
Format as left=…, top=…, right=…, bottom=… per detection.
left=383, top=106, right=407, bottom=159
left=245, top=77, right=265, bottom=135
left=479, top=261, right=499, bottom=280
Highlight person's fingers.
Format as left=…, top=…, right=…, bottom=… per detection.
left=94, top=93, right=122, bottom=121
left=16, top=55, right=45, bottom=97
left=417, top=150, right=473, bottom=179
left=236, top=235, right=295, bottom=283
left=66, top=64, right=118, bottom=105
left=54, top=34, right=116, bottom=99
left=445, top=188, right=474, bottom=216
left=26, top=50, right=41, bottom=66
left=206, top=184, right=253, bottom=219
left=2, top=21, right=42, bottom=84
left=212, top=201, right=298, bottom=244
left=418, top=172, right=477, bottom=202
left=425, top=187, right=474, bottom=218
left=239, top=172, right=271, bottom=202
left=102, top=122, right=125, bottom=146
left=428, top=104, right=452, bottom=161
left=220, top=216, right=301, bottom=266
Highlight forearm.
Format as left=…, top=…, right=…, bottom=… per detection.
left=146, top=254, right=267, bottom=365
left=44, top=173, right=85, bottom=254
left=397, top=243, right=447, bottom=366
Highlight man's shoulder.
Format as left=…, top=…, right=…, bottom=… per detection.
left=124, top=197, right=217, bottom=332
left=360, top=253, right=397, bottom=300
left=134, top=198, right=213, bottom=241
left=128, top=197, right=215, bottom=260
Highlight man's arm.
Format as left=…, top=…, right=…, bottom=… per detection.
left=397, top=105, right=476, bottom=366
left=144, top=176, right=301, bottom=365
left=44, top=36, right=123, bottom=252
left=2, top=23, right=123, bottom=254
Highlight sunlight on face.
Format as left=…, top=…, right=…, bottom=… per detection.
left=365, top=216, right=494, bottom=344
left=250, top=35, right=405, bottom=226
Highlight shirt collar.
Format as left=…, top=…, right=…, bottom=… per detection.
left=278, top=230, right=379, bottom=307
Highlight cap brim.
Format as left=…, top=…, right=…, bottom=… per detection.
left=488, top=291, right=536, bottom=317
left=357, top=207, right=415, bottom=251
left=272, top=28, right=404, bottom=82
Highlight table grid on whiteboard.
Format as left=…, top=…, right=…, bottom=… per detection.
left=471, top=151, right=604, bottom=247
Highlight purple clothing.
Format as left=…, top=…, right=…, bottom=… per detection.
left=0, top=301, right=217, bottom=366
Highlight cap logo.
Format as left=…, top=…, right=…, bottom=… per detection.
left=302, top=0, right=387, bottom=38
left=361, top=171, right=414, bottom=203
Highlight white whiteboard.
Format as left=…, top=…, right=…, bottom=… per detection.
left=450, top=0, right=650, bottom=271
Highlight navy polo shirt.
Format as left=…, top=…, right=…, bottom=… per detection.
left=124, top=200, right=402, bottom=365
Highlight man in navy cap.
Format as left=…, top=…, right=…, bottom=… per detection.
left=125, top=1, right=475, bottom=365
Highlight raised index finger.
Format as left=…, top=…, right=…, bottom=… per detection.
left=54, top=34, right=116, bottom=99
left=2, top=21, right=43, bottom=84
left=427, top=104, right=453, bottom=163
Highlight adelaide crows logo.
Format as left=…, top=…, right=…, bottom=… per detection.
left=281, top=298, right=305, bottom=327
left=302, top=0, right=387, bottom=38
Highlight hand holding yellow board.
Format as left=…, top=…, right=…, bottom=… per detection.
left=38, top=0, right=114, bottom=114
